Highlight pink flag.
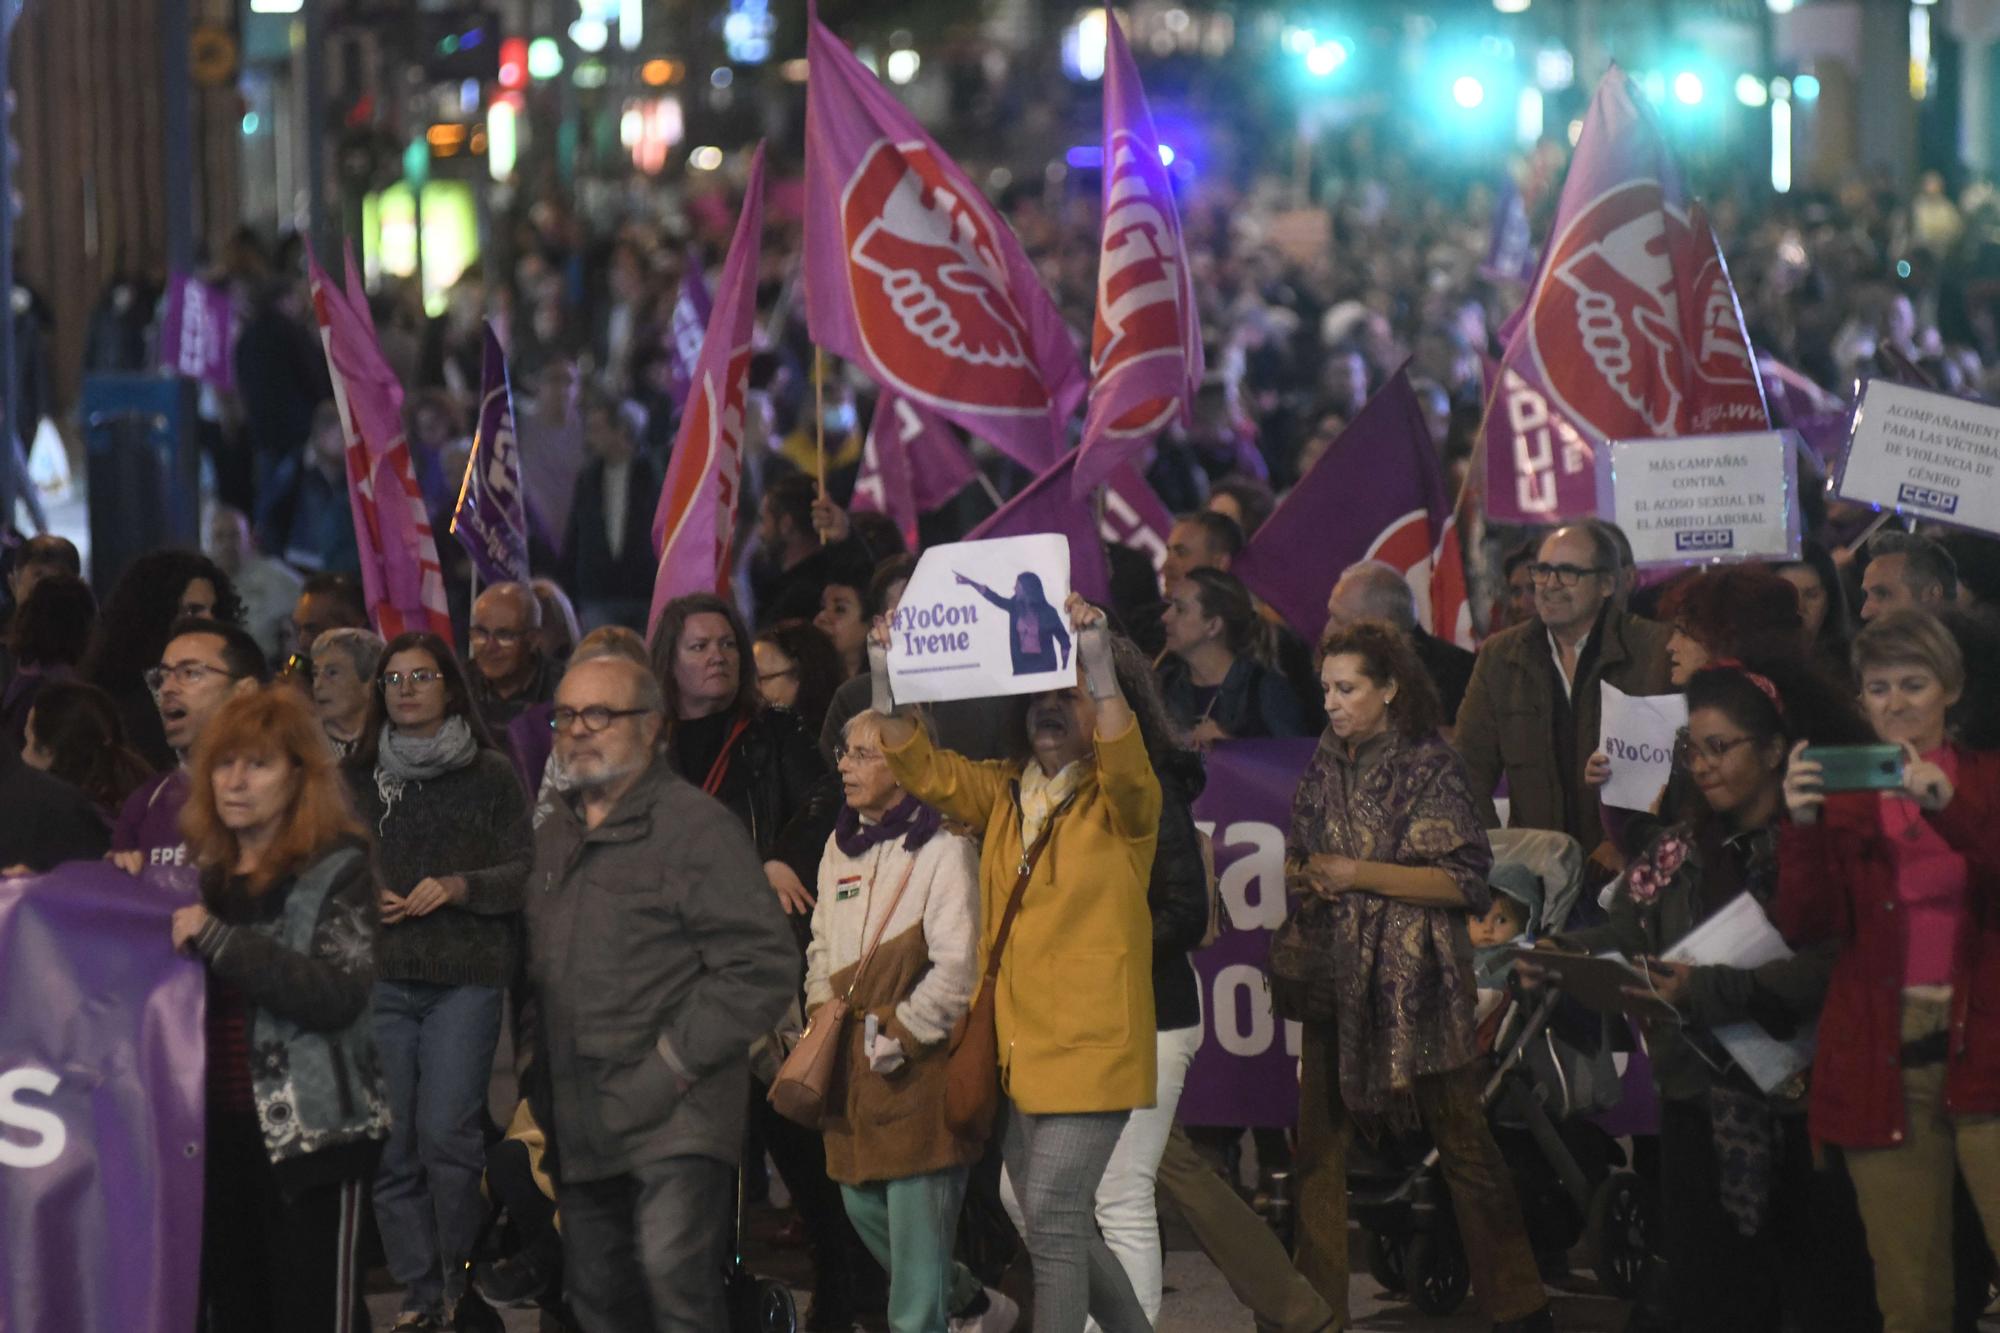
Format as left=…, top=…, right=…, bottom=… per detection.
left=648, top=144, right=766, bottom=634
left=1484, top=68, right=1767, bottom=525
left=804, top=8, right=1085, bottom=471
left=968, top=453, right=1110, bottom=605
left=1758, top=352, right=1844, bottom=428
left=1096, top=462, right=1175, bottom=578
left=1069, top=12, right=1202, bottom=498
left=851, top=390, right=979, bottom=550
left=307, top=252, right=455, bottom=646
left=1237, top=370, right=1471, bottom=647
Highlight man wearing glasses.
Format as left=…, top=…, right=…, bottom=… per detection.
left=108, top=617, right=267, bottom=873
left=467, top=582, right=556, bottom=732
left=1454, top=521, right=1672, bottom=859
left=524, top=654, right=795, bottom=1331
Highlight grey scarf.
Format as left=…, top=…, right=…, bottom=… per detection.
left=373, top=715, right=479, bottom=821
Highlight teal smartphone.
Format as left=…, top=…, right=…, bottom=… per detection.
left=1801, top=744, right=1905, bottom=792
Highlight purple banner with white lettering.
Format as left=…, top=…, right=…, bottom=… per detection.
left=451, top=325, right=534, bottom=587
left=0, top=862, right=205, bottom=1333
left=158, top=273, right=234, bottom=392
left=1182, top=738, right=1317, bottom=1127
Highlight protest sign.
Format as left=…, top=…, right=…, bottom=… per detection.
left=885, top=535, right=1075, bottom=705
left=1180, top=739, right=1317, bottom=1127
left=1597, top=682, right=1689, bottom=813
left=1, top=863, right=205, bottom=1333
left=1837, top=378, right=2000, bottom=537
left=1602, top=431, right=1799, bottom=567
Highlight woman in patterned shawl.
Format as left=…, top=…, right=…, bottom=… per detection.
left=1278, top=620, right=1552, bottom=1332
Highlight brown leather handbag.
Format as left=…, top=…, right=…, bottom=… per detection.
left=768, top=856, right=919, bottom=1129
left=944, top=797, right=1069, bottom=1141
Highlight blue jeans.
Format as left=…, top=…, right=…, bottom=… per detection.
left=371, top=980, right=503, bottom=1315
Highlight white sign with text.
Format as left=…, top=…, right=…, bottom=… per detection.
left=1604, top=431, right=1799, bottom=567
left=885, top=535, right=1076, bottom=705
left=1598, top=682, right=1689, bottom=813
left=1838, top=378, right=2000, bottom=537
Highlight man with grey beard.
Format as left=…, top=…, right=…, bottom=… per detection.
left=525, top=654, right=796, bottom=1331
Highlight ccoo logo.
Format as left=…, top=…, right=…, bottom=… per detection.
left=842, top=139, right=1049, bottom=416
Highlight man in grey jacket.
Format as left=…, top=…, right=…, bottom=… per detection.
left=526, top=654, right=798, bottom=1331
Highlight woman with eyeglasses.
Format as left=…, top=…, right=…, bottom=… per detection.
left=345, top=632, right=532, bottom=1332
left=1777, top=609, right=2000, bottom=1333
left=306, top=627, right=385, bottom=759
left=1526, top=660, right=1879, bottom=1333
left=172, top=686, right=389, bottom=1333
left=753, top=619, right=846, bottom=738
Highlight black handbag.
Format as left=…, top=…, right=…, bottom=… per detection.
left=1266, top=895, right=1341, bottom=1023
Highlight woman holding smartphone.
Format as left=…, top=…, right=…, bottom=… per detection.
left=1777, top=608, right=2000, bottom=1333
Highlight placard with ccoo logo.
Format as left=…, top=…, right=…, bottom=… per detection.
left=1837, top=378, right=2000, bottom=538
left=1600, top=430, right=1800, bottom=568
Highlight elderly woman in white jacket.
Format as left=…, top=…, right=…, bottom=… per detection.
left=805, top=709, right=982, bottom=1333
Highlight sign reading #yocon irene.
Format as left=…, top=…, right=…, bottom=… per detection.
left=885, top=534, right=1075, bottom=705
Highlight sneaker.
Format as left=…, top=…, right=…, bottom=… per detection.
left=948, top=1286, right=1019, bottom=1333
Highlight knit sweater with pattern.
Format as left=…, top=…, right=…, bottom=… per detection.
left=345, top=749, right=532, bottom=989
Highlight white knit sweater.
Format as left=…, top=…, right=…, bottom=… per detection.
left=804, top=824, right=980, bottom=1048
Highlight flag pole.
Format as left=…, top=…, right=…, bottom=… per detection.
left=814, top=347, right=829, bottom=543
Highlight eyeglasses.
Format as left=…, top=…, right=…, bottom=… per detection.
left=833, top=743, right=884, bottom=765
left=1527, top=562, right=1608, bottom=588
left=144, top=661, right=236, bottom=694
left=381, top=669, right=445, bottom=689
left=549, top=705, right=653, bottom=733
left=282, top=652, right=315, bottom=682
left=1672, top=727, right=1757, bottom=772
left=470, top=626, right=526, bottom=646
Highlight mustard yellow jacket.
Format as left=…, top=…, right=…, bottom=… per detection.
left=884, top=720, right=1160, bottom=1114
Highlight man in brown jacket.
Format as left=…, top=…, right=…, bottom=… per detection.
left=1453, top=521, right=1672, bottom=854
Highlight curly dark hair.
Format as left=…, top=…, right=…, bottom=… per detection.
left=347, top=631, right=498, bottom=770
left=1658, top=565, right=1804, bottom=662
left=753, top=619, right=845, bottom=735
left=9, top=572, right=96, bottom=668
left=24, top=680, right=155, bottom=812
left=1316, top=618, right=1445, bottom=741
left=82, top=550, right=245, bottom=693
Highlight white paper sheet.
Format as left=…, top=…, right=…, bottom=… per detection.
left=1597, top=683, right=1689, bottom=813
left=1664, top=893, right=1819, bottom=1093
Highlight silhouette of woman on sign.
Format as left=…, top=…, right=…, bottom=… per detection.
left=956, top=570, right=1072, bottom=676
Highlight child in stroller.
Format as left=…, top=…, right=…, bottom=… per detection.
left=1347, top=829, right=1660, bottom=1317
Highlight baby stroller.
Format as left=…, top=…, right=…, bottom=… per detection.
left=1348, top=829, right=1663, bottom=1316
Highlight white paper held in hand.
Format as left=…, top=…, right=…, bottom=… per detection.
left=1597, top=682, right=1689, bottom=813
left=884, top=534, right=1076, bottom=705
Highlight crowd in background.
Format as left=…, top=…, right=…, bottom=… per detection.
left=5, top=121, right=2000, bottom=1333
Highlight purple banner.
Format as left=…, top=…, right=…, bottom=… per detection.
left=1, top=862, right=205, bottom=1333
left=452, top=324, right=534, bottom=587
left=666, top=249, right=714, bottom=412
left=158, top=273, right=234, bottom=392
left=1181, top=738, right=1318, bottom=1127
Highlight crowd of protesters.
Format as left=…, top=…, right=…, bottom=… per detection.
left=6, top=123, right=2000, bottom=1333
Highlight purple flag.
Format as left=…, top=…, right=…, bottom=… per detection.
left=158, top=273, right=234, bottom=391
left=666, top=249, right=714, bottom=412
left=1180, top=738, right=1318, bottom=1127
left=308, top=251, right=456, bottom=645
left=1236, top=370, right=1472, bottom=647
left=1, top=862, right=206, bottom=1333
left=804, top=6, right=1085, bottom=471
left=1070, top=11, right=1202, bottom=498
left=1485, top=68, right=1767, bottom=524
left=1096, top=461, right=1175, bottom=576
left=451, top=324, right=533, bottom=587
left=649, top=145, right=767, bottom=632
left=853, top=390, right=979, bottom=550
left=1480, top=175, right=1537, bottom=285
left=968, top=453, right=1110, bottom=604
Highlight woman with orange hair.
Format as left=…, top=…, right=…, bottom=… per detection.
left=169, top=685, right=389, bottom=1333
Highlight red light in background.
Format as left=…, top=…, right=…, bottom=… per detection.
left=498, top=37, right=528, bottom=90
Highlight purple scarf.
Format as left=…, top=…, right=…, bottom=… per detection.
left=834, top=794, right=942, bottom=858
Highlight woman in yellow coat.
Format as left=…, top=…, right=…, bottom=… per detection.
left=870, top=595, right=1162, bottom=1333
